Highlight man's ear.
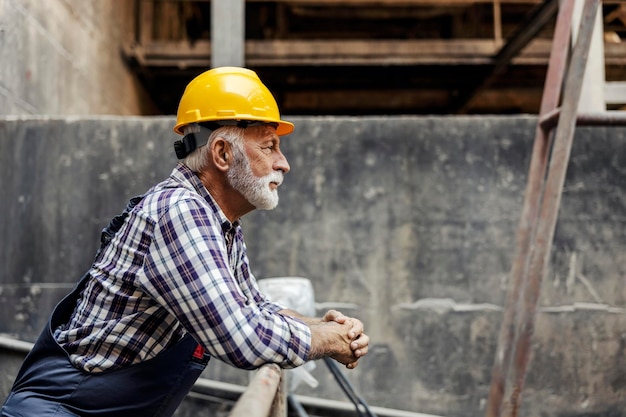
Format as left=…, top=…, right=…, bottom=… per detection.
left=211, top=137, right=230, bottom=171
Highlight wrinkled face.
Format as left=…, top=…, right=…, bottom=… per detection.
left=226, top=125, right=290, bottom=210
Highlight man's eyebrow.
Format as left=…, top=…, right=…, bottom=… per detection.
left=259, top=133, right=280, bottom=144
left=262, top=139, right=279, bottom=149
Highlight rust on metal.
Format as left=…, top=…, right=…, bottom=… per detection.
left=504, top=0, right=601, bottom=415
left=484, top=1, right=575, bottom=416
left=486, top=1, right=611, bottom=416
left=540, top=109, right=626, bottom=130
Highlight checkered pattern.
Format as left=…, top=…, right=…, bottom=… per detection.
left=55, top=164, right=311, bottom=372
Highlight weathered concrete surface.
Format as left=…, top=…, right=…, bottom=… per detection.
left=0, top=350, right=26, bottom=402
left=0, top=0, right=154, bottom=115
left=1, top=116, right=625, bottom=417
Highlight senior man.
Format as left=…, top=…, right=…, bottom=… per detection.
left=2, top=67, right=369, bottom=417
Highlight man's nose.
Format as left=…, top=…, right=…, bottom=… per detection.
left=274, top=151, right=290, bottom=174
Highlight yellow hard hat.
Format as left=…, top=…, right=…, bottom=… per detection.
left=173, top=67, right=294, bottom=136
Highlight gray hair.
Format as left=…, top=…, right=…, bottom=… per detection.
left=182, top=123, right=246, bottom=172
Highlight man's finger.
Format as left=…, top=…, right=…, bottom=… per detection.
left=323, top=309, right=347, bottom=323
left=349, top=319, right=363, bottom=337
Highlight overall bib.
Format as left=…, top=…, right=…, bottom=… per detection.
left=2, top=196, right=211, bottom=417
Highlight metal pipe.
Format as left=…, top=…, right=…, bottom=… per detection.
left=189, top=387, right=444, bottom=417
left=0, top=335, right=34, bottom=353
left=288, top=394, right=310, bottom=417
left=503, top=1, right=600, bottom=416
left=0, top=335, right=439, bottom=417
left=540, top=109, right=626, bottom=130
left=227, top=363, right=284, bottom=417
left=484, top=1, right=575, bottom=416
left=191, top=379, right=445, bottom=417
left=576, top=112, right=626, bottom=126
left=269, top=367, right=287, bottom=417
left=323, top=357, right=377, bottom=417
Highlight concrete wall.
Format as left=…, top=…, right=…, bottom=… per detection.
left=1, top=116, right=625, bottom=417
left=0, top=0, right=154, bottom=115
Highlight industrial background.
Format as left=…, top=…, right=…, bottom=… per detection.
left=1, top=1, right=626, bottom=417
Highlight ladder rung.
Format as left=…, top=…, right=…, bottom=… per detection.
left=539, top=108, right=626, bottom=131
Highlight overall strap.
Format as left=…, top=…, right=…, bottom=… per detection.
left=96, top=195, right=144, bottom=257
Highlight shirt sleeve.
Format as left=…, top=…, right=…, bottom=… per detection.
left=140, top=195, right=311, bottom=369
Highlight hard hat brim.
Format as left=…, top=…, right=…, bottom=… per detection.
left=173, top=118, right=294, bottom=136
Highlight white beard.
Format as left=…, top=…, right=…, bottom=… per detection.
left=227, top=152, right=283, bottom=210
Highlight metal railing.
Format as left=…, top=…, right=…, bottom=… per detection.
left=227, top=358, right=378, bottom=417
left=228, top=363, right=286, bottom=417
left=0, top=335, right=288, bottom=417
left=0, top=334, right=437, bottom=417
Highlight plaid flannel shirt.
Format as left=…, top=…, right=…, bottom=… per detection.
left=55, top=164, right=311, bottom=372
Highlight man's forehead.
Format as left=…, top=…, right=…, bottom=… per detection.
left=245, top=124, right=279, bottom=141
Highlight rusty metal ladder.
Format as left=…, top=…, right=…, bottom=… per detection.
left=485, top=1, right=626, bottom=416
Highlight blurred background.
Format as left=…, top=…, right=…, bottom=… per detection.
left=1, top=1, right=626, bottom=417
left=2, top=0, right=625, bottom=117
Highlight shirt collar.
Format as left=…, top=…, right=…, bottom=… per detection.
left=170, top=163, right=240, bottom=233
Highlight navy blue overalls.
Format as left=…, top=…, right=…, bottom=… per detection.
left=1, top=196, right=211, bottom=417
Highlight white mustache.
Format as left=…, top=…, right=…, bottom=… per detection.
left=266, top=171, right=284, bottom=187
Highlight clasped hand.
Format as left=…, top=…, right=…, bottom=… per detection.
left=319, top=309, right=370, bottom=369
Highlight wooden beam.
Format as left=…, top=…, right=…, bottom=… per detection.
left=139, top=0, right=154, bottom=46
left=453, top=0, right=559, bottom=113
left=246, top=0, right=544, bottom=4
left=124, top=38, right=626, bottom=67
left=493, top=0, right=503, bottom=43
left=178, top=0, right=625, bottom=3
left=280, top=87, right=542, bottom=112
left=245, top=0, right=625, bottom=4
